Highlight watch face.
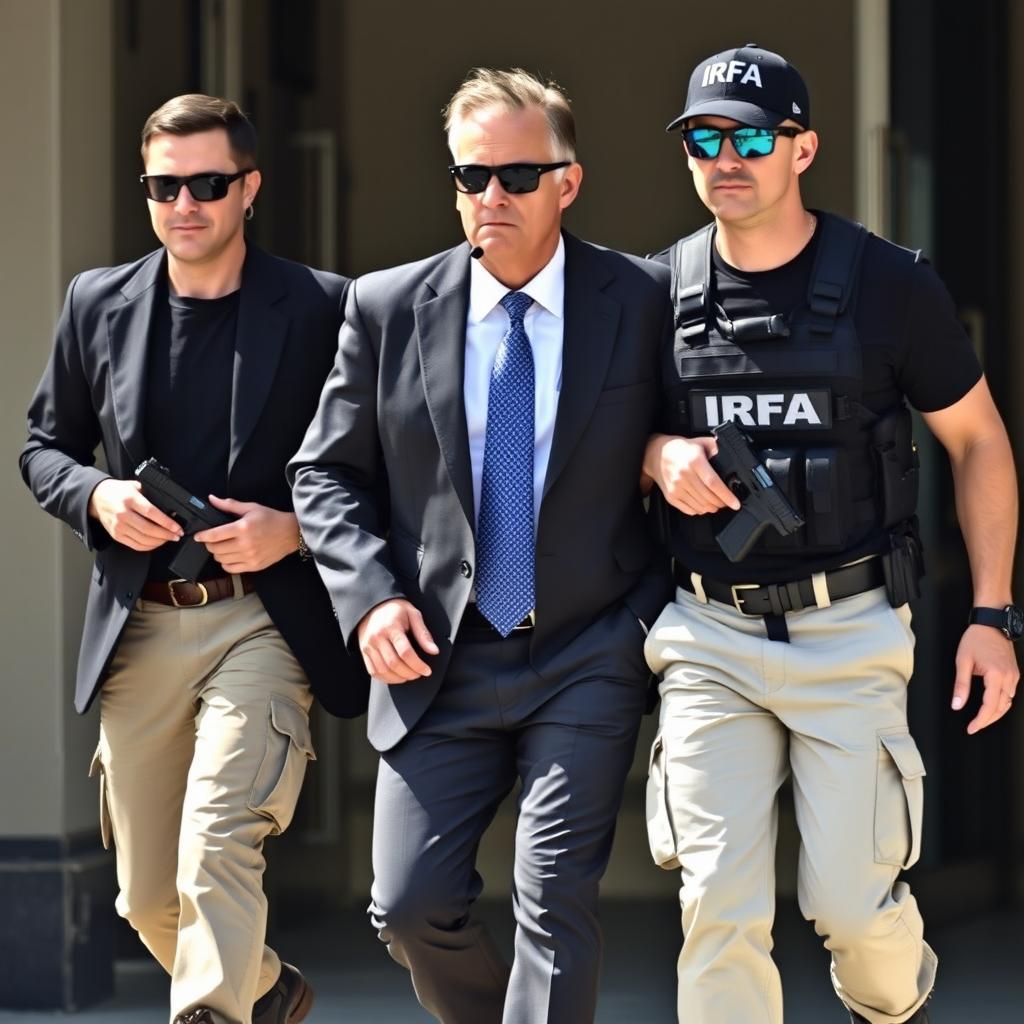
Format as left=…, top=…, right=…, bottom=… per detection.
left=1006, top=605, right=1024, bottom=640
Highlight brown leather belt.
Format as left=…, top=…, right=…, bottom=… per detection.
left=140, top=575, right=256, bottom=608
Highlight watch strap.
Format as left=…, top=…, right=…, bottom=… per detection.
left=969, top=606, right=1014, bottom=639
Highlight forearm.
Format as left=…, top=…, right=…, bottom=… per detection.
left=21, top=445, right=111, bottom=547
left=641, top=433, right=673, bottom=493
left=949, top=431, right=1018, bottom=605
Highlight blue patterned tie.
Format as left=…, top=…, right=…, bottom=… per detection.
left=475, top=291, right=536, bottom=636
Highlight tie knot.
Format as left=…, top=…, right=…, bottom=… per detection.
left=500, top=291, right=533, bottom=323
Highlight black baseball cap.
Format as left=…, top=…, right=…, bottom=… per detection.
left=666, top=44, right=810, bottom=132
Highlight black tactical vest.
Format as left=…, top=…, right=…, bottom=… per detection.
left=664, top=213, right=921, bottom=560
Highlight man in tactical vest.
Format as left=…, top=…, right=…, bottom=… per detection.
left=642, top=44, right=1019, bottom=1024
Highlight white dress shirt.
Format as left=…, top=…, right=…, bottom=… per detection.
left=464, top=235, right=565, bottom=527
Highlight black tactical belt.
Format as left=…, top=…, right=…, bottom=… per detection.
left=674, top=558, right=884, bottom=617
left=456, top=603, right=535, bottom=642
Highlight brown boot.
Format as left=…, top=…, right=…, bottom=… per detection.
left=252, top=962, right=314, bottom=1024
left=850, top=1000, right=931, bottom=1023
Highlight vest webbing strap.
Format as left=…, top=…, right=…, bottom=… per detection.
left=669, top=214, right=871, bottom=341
left=670, top=225, right=714, bottom=342
left=805, top=215, right=869, bottom=334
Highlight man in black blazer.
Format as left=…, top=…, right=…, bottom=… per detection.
left=289, top=69, right=672, bottom=1024
left=20, top=95, right=361, bottom=1024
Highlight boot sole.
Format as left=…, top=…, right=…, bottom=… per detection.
left=288, top=978, right=314, bottom=1023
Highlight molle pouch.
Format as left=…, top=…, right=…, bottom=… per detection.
left=881, top=526, right=925, bottom=608
left=757, top=448, right=804, bottom=552
left=872, top=407, right=920, bottom=527
left=803, top=448, right=849, bottom=550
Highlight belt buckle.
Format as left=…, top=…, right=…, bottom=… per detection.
left=729, top=583, right=759, bottom=614
left=168, top=578, right=208, bottom=608
left=511, top=610, right=535, bottom=632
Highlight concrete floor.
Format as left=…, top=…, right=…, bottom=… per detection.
left=0, top=901, right=1020, bottom=1022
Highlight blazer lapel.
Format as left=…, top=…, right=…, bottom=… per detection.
left=229, top=246, right=289, bottom=476
left=542, top=233, right=621, bottom=500
left=415, top=247, right=475, bottom=528
left=105, top=249, right=165, bottom=468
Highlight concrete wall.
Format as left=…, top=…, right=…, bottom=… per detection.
left=0, top=0, right=119, bottom=1007
left=0, top=0, right=114, bottom=842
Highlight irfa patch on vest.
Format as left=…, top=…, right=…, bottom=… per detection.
left=691, top=389, right=833, bottom=430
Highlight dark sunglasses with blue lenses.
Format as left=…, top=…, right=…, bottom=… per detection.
left=449, top=161, right=571, bottom=195
left=682, top=126, right=804, bottom=160
left=139, top=169, right=254, bottom=202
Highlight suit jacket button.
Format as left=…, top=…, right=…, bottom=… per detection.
left=459, top=560, right=472, bottom=579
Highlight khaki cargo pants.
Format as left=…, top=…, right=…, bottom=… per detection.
left=88, top=588, right=315, bottom=1024
left=645, top=584, right=936, bottom=1024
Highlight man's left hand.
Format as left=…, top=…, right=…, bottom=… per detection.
left=951, top=624, right=1019, bottom=734
left=194, top=496, right=299, bottom=573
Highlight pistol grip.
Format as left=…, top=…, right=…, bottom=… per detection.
left=715, top=507, right=769, bottom=563
left=168, top=537, right=210, bottom=583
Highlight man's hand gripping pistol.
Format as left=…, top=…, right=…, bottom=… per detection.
left=710, top=420, right=805, bottom=562
left=134, top=459, right=236, bottom=582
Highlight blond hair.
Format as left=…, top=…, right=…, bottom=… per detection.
left=443, top=68, right=576, bottom=162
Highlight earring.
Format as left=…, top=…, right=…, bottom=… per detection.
left=244, top=204, right=254, bottom=221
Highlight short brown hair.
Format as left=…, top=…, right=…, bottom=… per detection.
left=443, top=68, right=576, bottom=162
left=141, top=94, right=258, bottom=167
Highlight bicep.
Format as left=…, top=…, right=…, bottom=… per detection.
left=921, top=376, right=1009, bottom=460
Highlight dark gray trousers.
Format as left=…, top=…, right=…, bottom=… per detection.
left=368, top=604, right=649, bottom=1024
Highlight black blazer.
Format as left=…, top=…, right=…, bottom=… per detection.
left=20, top=244, right=368, bottom=717
left=289, top=232, right=673, bottom=750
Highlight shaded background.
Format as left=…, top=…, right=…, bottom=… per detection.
left=0, top=0, right=1021, bottom=1013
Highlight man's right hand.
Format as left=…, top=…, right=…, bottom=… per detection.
left=642, top=433, right=741, bottom=516
left=87, top=478, right=183, bottom=551
left=357, top=598, right=440, bottom=684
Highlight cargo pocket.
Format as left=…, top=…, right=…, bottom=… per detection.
left=646, top=734, right=681, bottom=869
left=88, top=744, right=113, bottom=850
left=247, top=697, right=317, bottom=836
left=874, top=730, right=926, bottom=869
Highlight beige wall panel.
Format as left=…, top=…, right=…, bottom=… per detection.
left=0, top=0, right=66, bottom=838
left=0, top=0, right=113, bottom=839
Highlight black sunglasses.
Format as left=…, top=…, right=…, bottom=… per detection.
left=681, top=126, right=804, bottom=160
left=139, top=169, right=254, bottom=203
left=449, top=162, right=571, bottom=195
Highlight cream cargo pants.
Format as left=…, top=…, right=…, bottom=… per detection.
left=645, top=584, right=936, bottom=1024
left=88, top=588, right=315, bottom=1024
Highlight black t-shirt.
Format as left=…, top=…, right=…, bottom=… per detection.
left=144, top=287, right=239, bottom=581
left=653, top=219, right=983, bottom=582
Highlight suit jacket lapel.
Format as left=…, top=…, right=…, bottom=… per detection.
left=542, top=233, right=620, bottom=500
left=229, top=246, right=289, bottom=476
left=105, top=249, right=165, bottom=468
left=415, top=247, right=475, bottom=528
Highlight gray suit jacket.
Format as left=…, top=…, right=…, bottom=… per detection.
left=289, top=232, right=673, bottom=750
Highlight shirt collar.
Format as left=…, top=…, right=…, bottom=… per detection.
left=468, top=234, right=565, bottom=324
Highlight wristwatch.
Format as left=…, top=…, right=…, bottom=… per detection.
left=969, top=605, right=1024, bottom=641
left=297, top=528, right=312, bottom=562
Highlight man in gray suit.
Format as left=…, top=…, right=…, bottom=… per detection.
left=289, top=68, right=671, bottom=1024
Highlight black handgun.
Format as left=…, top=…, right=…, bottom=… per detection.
left=710, top=420, right=805, bottom=562
left=134, top=459, right=235, bottom=582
